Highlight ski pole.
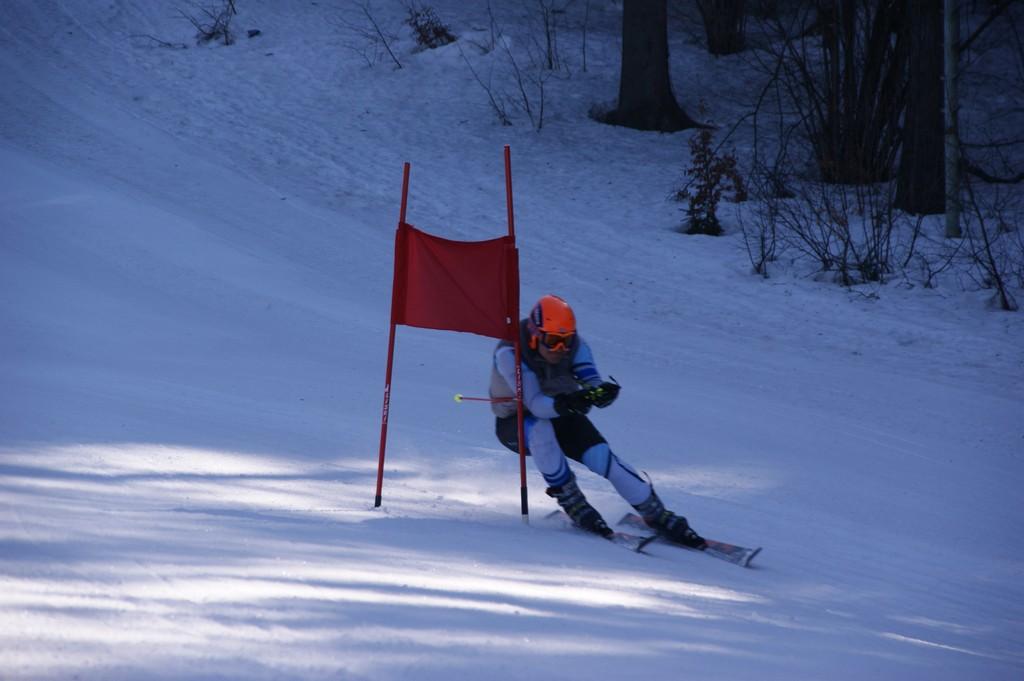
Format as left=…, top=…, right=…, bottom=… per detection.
left=453, top=394, right=515, bottom=404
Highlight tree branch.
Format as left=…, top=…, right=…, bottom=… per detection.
left=361, top=3, right=402, bottom=69
left=958, top=0, right=1014, bottom=53
left=965, top=161, right=1024, bottom=184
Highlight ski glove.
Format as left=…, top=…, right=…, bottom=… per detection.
left=589, top=381, right=620, bottom=409
left=553, top=390, right=593, bottom=416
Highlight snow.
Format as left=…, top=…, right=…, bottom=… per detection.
left=1, top=1, right=1022, bottom=679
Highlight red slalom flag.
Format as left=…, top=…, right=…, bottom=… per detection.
left=391, top=222, right=519, bottom=341
left=376, top=149, right=528, bottom=521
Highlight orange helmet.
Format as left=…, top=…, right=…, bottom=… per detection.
left=527, top=294, right=576, bottom=351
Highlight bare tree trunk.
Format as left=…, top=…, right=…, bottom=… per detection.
left=944, top=0, right=961, bottom=237
left=697, top=0, right=747, bottom=55
left=605, top=0, right=699, bottom=132
left=895, top=0, right=944, bottom=214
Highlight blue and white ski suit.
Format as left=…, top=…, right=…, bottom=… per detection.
left=489, top=320, right=651, bottom=504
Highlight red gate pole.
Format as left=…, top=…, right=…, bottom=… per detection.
left=375, top=162, right=411, bottom=507
left=504, top=145, right=529, bottom=523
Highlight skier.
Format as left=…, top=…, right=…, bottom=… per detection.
left=489, top=294, right=706, bottom=548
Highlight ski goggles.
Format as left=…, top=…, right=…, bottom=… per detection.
left=539, top=331, right=574, bottom=352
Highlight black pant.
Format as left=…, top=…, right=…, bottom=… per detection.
left=495, top=413, right=607, bottom=463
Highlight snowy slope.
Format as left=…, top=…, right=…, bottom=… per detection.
left=1, top=2, right=1022, bottom=680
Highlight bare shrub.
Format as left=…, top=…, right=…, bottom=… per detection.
left=757, top=2, right=906, bottom=184
left=181, top=0, right=237, bottom=46
left=739, top=159, right=792, bottom=277
left=404, top=3, right=456, bottom=49
left=766, top=179, right=903, bottom=286
left=962, top=181, right=1021, bottom=311
left=337, top=2, right=403, bottom=69
left=458, top=3, right=557, bottom=131
left=531, top=0, right=571, bottom=71
left=901, top=227, right=964, bottom=290
left=457, top=42, right=512, bottom=126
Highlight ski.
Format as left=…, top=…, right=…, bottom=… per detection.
left=545, top=510, right=656, bottom=553
left=619, top=513, right=762, bottom=567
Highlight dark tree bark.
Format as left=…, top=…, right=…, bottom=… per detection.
left=895, top=0, right=945, bottom=214
left=604, top=0, right=699, bottom=132
left=697, top=0, right=747, bottom=55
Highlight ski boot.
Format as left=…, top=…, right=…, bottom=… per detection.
left=547, top=475, right=613, bottom=538
left=634, top=489, right=707, bottom=549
